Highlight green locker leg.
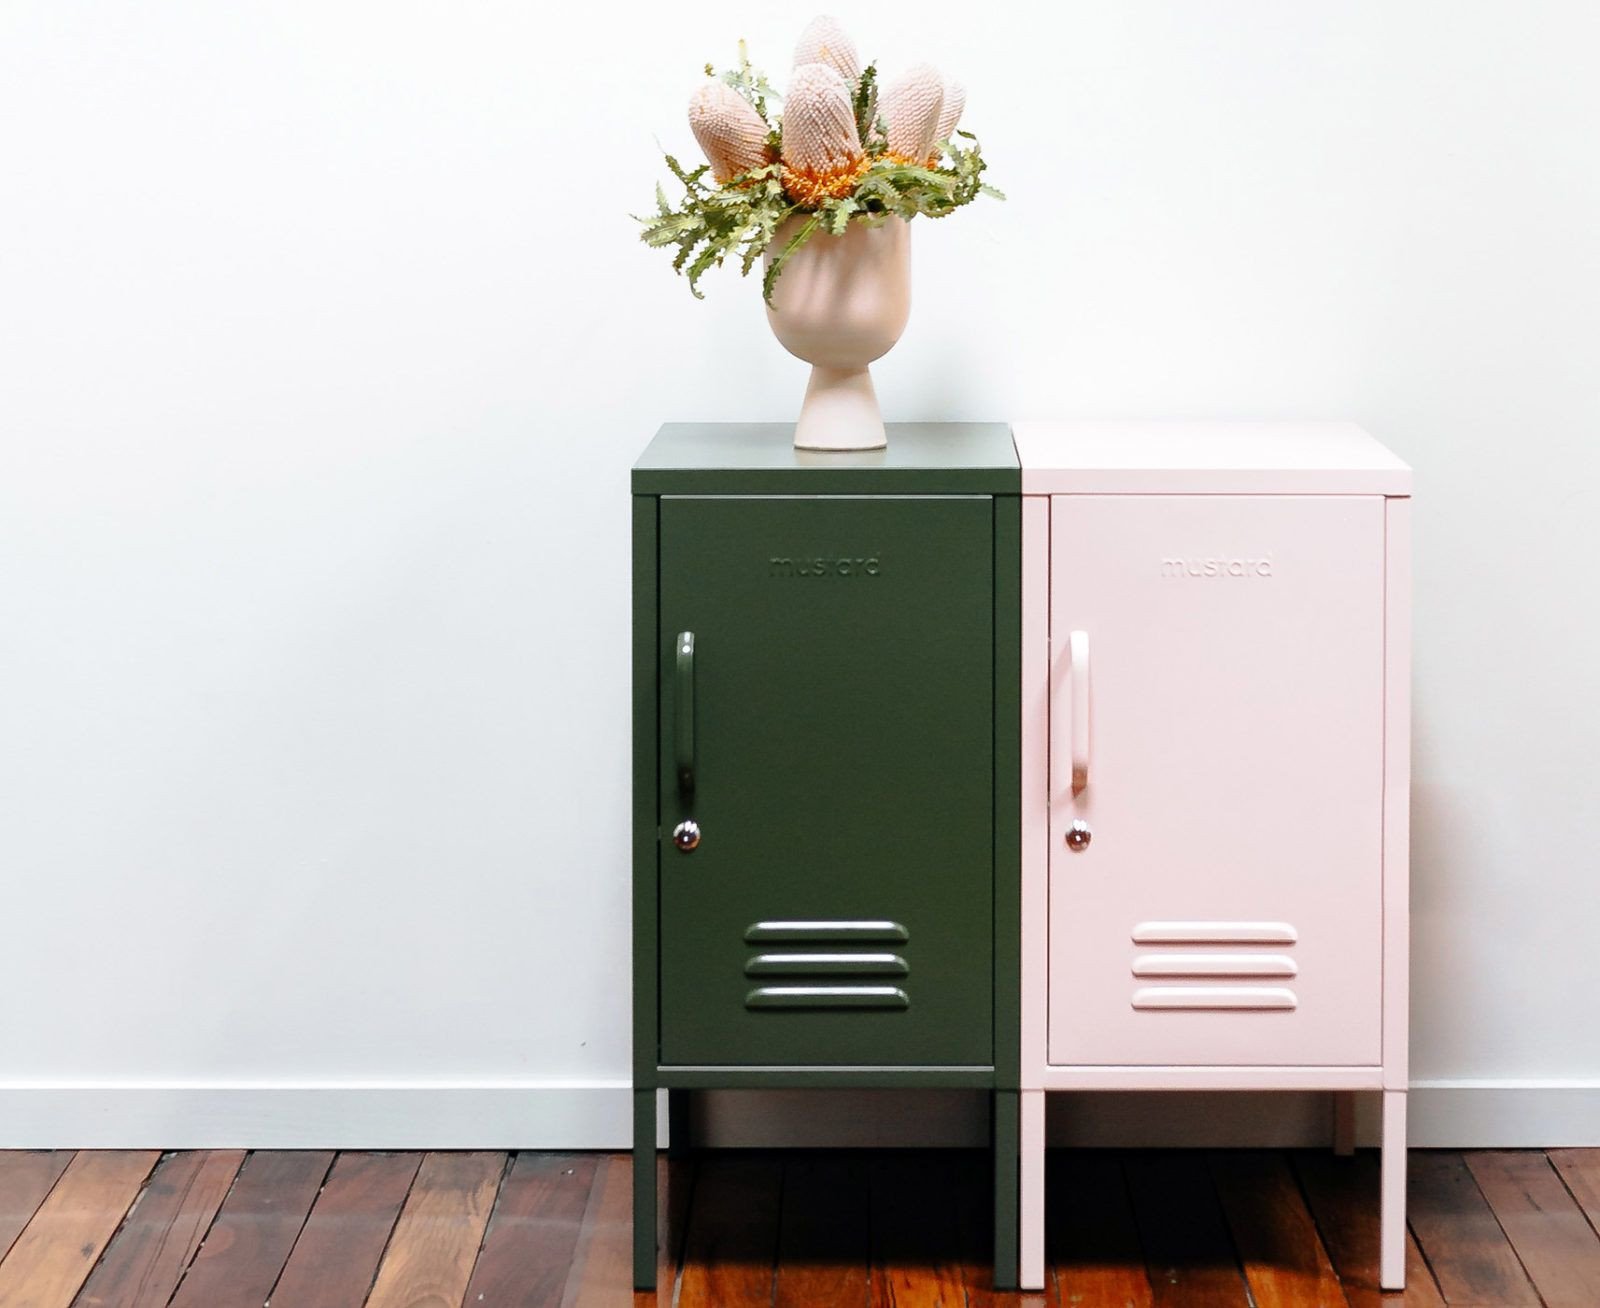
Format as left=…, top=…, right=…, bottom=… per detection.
left=993, top=1089, right=1020, bottom=1291
left=633, top=1088, right=657, bottom=1290
left=667, top=1088, right=691, bottom=1159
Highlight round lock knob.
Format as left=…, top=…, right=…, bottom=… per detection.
left=1065, top=820, right=1092, bottom=852
left=672, top=819, right=701, bottom=852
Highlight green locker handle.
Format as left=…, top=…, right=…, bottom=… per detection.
left=675, top=631, right=695, bottom=799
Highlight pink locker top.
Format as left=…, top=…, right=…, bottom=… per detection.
left=1012, top=420, right=1412, bottom=495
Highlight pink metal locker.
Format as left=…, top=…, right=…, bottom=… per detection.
left=1014, top=421, right=1412, bottom=1291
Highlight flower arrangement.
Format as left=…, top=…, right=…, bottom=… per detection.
left=639, top=15, right=1001, bottom=303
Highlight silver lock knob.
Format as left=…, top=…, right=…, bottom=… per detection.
left=1065, top=820, right=1092, bottom=852
left=672, top=819, right=701, bottom=852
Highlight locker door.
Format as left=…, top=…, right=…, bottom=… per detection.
left=658, top=495, right=994, bottom=1067
left=1048, top=495, right=1385, bottom=1067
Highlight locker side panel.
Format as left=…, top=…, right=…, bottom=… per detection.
left=1383, top=496, right=1412, bottom=1086
left=1019, top=496, right=1051, bottom=1087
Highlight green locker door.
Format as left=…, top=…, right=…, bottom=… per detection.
left=658, top=494, right=995, bottom=1067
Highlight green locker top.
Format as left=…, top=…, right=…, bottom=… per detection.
left=633, top=423, right=1018, bottom=495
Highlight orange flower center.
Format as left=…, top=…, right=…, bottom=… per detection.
left=781, top=155, right=870, bottom=207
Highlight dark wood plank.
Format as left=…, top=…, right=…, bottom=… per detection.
left=677, top=1154, right=781, bottom=1307
left=72, top=1150, right=243, bottom=1308
left=1049, top=1150, right=1153, bottom=1308
left=563, top=1153, right=633, bottom=1308
left=1210, top=1151, right=1347, bottom=1308
left=364, top=1151, right=502, bottom=1308
left=868, top=1152, right=965, bottom=1308
left=167, top=1150, right=332, bottom=1308
left=0, top=1150, right=159, bottom=1308
left=459, top=1152, right=596, bottom=1307
left=1465, top=1150, right=1600, bottom=1307
left=1406, top=1151, right=1539, bottom=1306
left=775, top=1154, right=869, bottom=1308
left=1123, top=1151, right=1250, bottom=1308
left=1293, top=1152, right=1444, bottom=1308
left=1549, top=1149, right=1600, bottom=1234
left=0, top=1153, right=73, bottom=1261
left=265, top=1151, right=421, bottom=1307
left=11, top=1146, right=1600, bottom=1308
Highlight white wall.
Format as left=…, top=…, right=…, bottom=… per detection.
left=1, top=1, right=1596, bottom=1147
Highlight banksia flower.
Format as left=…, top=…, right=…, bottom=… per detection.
left=792, top=14, right=861, bottom=85
left=780, top=62, right=868, bottom=206
left=931, top=78, right=965, bottom=162
left=687, top=81, right=774, bottom=183
left=641, top=21, right=999, bottom=301
left=882, top=63, right=945, bottom=165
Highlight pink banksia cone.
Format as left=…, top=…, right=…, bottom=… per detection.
left=931, top=78, right=965, bottom=162
left=780, top=62, right=867, bottom=206
left=883, top=63, right=945, bottom=164
left=687, top=80, right=774, bottom=183
left=792, top=14, right=861, bottom=85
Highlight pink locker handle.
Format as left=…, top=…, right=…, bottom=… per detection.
left=1069, top=630, right=1089, bottom=794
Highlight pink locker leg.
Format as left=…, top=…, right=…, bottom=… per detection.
left=1333, top=1091, right=1357, bottom=1155
left=1380, top=1090, right=1407, bottom=1289
left=1019, top=1089, right=1046, bottom=1290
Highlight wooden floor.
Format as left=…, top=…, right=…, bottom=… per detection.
left=0, top=1148, right=1596, bottom=1306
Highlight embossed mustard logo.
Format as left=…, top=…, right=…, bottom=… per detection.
left=1161, top=554, right=1274, bottom=578
left=768, top=555, right=881, bottom=577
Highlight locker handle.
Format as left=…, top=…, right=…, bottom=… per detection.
left=675, top=632, right=695, bottom=798
left=1068, top=629, right=1089, bottom=794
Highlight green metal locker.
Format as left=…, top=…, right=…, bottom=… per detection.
left=632, top=423, right=1020, bottom=1289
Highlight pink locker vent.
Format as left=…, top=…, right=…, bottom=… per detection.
left=1129, top=921, right=1299, bottom=1011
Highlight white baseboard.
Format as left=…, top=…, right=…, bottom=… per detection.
left=1406, top=1080, right=1600, bottom=1148
left=0, top=1079, right=1595, bottom=1150
left=0, top=1082, right=632, bottom=1150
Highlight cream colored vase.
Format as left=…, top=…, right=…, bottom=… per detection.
left=764, top=216, right=911, bottom=451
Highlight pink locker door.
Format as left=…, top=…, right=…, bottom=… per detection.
left=1048, top=495, right=1386, bottom=1067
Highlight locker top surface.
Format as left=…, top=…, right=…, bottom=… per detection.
left=633, top=422, right=1018, bottom=495
left=1012, top=420, right=1412, bottom=495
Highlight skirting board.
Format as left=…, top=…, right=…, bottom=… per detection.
left=0, top=1083, right=633, bottom=1150
left=0, top=1080, right=1596, bottom=1149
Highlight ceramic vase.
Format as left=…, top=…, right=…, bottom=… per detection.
left=764, top=215, right=911, bottom=451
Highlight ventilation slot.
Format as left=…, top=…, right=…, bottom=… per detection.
left=745, top=920, right=909, bottom=944
left=746, top=986, right=909, bottom=1011
left=746, top=953, right=908, bottom=977
left=1132, top=954, right=1297, bottom=979
left=1133, top=987, right=1296, bottom=1011
left=1132, top=921, right=1297, bottom=945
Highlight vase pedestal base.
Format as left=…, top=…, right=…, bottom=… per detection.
left=793, top=365, right=887, bottom=451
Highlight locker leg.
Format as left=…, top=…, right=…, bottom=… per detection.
left=993, top=1091, right=1019, bottom=1291
left=1380, top=1089, right=1407, bottom=1290
left=667, top=1088, right=692, bottom=1159
left=1333, top=1091, right=1357, bottom=1156
left=633, top=1088, right=658, bottom=1290
left=1019, top=1089, right=1046, bottom=1291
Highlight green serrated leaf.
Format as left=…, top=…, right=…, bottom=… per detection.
left=853, top=64, right=880, bottom=146
left=762, top=213, right=819, bottom=304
